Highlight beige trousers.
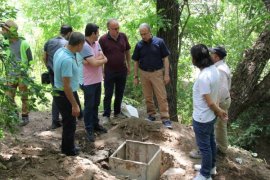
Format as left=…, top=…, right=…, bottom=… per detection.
left=140, top=69, right=169, bottom=120
left=6, top=82, right=29, bottom=115
left=215, top=97, right=231, bottom=153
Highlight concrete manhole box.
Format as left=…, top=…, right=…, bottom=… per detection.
left=109, top=140, right=161, bottom=180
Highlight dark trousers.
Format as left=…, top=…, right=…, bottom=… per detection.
left=193, top=118, right=217, bottom=178
left=103, top=72, right=127, bottom=117
left=82, top=82, right=101, bottom=132
left=49, top=70, right=60, bottom=125
left=54, top=91, right=80, bottom=154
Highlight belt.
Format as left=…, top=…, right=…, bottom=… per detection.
left=140, top=67, right=162, bottom=72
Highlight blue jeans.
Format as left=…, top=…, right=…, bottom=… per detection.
left=82, top=83, right=101, bottom=132
left=193, top=118, right=217, bottom=178
left=103, top=72, right=127, bottom=117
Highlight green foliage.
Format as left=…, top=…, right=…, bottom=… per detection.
left=0, top=0, right=50, bottom=139
left=0, top=0, right=17, bottom=138
left=177, top=55, right=194, bottom=123
left=0, top=0, right=17, bottom=20
left=21, top=0, right=83, bottom=40
left=178, top=0, right=269, bottom=125
left=6, top=0, right=269, bottom=148
left=229, top=102, right=270, bottom=150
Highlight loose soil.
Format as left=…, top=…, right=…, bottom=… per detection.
left=0, top=111, right=270, bottom=180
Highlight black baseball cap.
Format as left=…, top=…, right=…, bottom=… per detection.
left=60, top=25, right=73, bottom=35
left=209, top=46, right=227, bottom=59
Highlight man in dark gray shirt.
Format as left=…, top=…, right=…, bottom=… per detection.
left=43, top=25, right=73, bottom=129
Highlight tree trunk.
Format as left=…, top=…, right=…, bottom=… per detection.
left=229, top=24, right=270, bottom=120
left=156, top=0, right=180, bottom=122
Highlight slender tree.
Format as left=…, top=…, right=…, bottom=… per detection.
left=156, top=0, right=190, bottom=122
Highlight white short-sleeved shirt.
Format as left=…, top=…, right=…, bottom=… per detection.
left=215, top=60, right=231, bottom=103
left=193, top=65, right=220, bottom=123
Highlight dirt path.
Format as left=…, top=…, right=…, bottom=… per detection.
left=0, top=111, right=270, bottom=179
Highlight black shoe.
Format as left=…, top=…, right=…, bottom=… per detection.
left=63, top=150, right=79, bottom=156
left=145, top=115, right=156, bottom=121
left=94, top=125, right=107, bottom=134
left=61, top=146, right=80, bottom=156
left=51, top=122, right=62, bottom=129
left=86, top=131, right=95, bottom=142
left=20, top=116, right=29, bottom=126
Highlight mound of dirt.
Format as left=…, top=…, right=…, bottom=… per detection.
left=0, top=111, right=270, bottom=179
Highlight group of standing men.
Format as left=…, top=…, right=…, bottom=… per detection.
left=42, top=19, right=173, bottom=156
left=0, top=19, right=231, bottom=178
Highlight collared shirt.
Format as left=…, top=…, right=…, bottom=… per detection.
left=132, top=36, right=170, bottom=71
left=53, top=47, right=79, bottom=92
left=215, top=60, right=231, bottom=103
left=193, top=65, right=220, bottom=123
left=79, top=41, right=103, bottom=85
left=99, top=32, right=131, bottom=74
left=44, top=36, right=67, bottom=71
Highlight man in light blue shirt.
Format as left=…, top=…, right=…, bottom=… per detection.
left=53, top=32, right=85, bottom=156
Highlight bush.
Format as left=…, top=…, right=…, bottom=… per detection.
left=228, top=102, right=270, bottom=150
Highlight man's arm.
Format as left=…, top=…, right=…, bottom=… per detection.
left=133, top=60, right=139, bottom=86
left=125, top=50, right=131, bottom=75
left=204, top=94, right=228, bottom=121
left=85, top=55, right=107, bottom=67
left=62, top=77, right=80, bottom=117
left=162, top=56, right=170, bottom=84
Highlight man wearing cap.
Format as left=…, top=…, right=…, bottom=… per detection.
left=0, top=20, right=33, bottom=126
left=189, top=46, right=231, bottom=159
left=209, top=46, right=231, bottom=155
left=43, top=25, right=74, bottom=129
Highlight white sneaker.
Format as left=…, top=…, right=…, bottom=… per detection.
left=193, top=173, right=212, bottom=180
left=210, top=166, right=217, bottom=175
left=102, top=116, right=110, bottom=125
left=194, top=164, right=217, bottom=175
left=189, top=150, right=202, bottom=159
left=194, top=164, right=201, bottom=171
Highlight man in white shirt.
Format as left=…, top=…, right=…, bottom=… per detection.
left=209, top=46, right=231, bottom=155
left=191, top=44, right=227, bottom=180
left=190, top=46, right=231, bottom=159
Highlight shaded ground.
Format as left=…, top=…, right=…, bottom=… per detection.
left=0, top=111, right=270, bottom=179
